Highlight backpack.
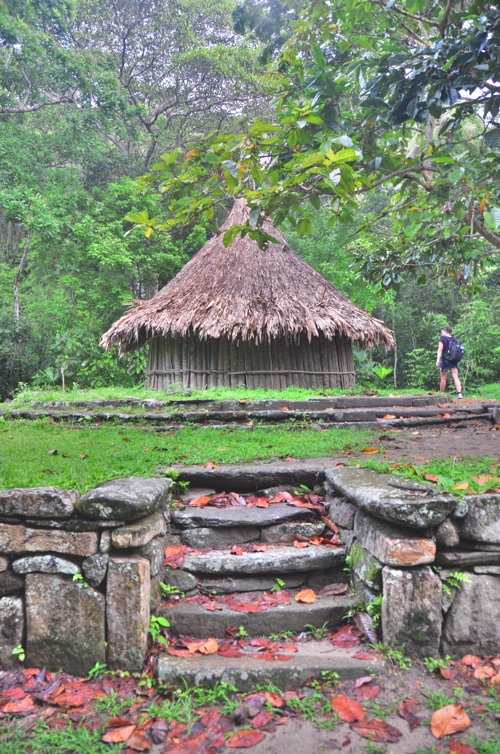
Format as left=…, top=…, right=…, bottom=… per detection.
left=446, top=336, right=465, bottom=362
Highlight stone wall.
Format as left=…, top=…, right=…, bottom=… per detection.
left=0, top=478, right=171, bottom=675
left=325, top=467, right=500, bottom=658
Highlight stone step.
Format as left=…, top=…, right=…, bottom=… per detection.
left=172, top=503, right=318, bottom=530
left=156, top=639, right=382, bottom=689
left=179, top=545, right=346, bottom=575
left=159, top=593, right=354, bottom=638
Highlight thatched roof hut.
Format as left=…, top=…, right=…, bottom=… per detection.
left=101, top=200, right=394, bottom=390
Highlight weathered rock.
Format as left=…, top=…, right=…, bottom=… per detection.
left=106, top=556, right=150, bottom=672
left=162, top=570, right=198, bottom=593
left=199, top=574, right=306, bottom=595
left=382, top=566, right=442, bottom=657
left=354, top=510, right=436, bottom=566
left=173, top=504, right=311, bottom=530
left=352, top=577, right=379, bottom=606
left=181, top=526, right=260, bottom=549
left=25, top=573, right=106, bottom=675
left=326, top=467, right=457, bottom=528
left=100, top=530, right=111, bottom=553
left=0, top=487, right=78, bottom=518
left=150, top=574, right=162, bottom=613
left=256, top=485, right=299, bottom=497
left=77, top=477, right=171, bottom=521
left=350, top=542, right=383, bottom=591
left=435, top=518, right=460, bottom=547
left=441, top=573, right=500, bottom=657
left=260, top=521, right=324, bottom=544
left=451, top=499, right=468, bottom=518
left=0, top=571, right=24, bottom=596
left=0, top=597, right=24, bottom=669
left=474, top=565, right=500, bottom=574
left=0, top=524, right=98, bottom=556
left=181, top=545, right=346, bottom=575
left=338, top=527, right=356, bottom=549
left=139, top=536, right=165, bottom=576
left=12, top=555, right=80, bottom=576
left=0, top=556, right=9, bottom=572
left=436, top=549, right=500, bottom=567
left=166, top=461, right=328, bottom=492
left=24, top=518, right=125, bottom=531
left=180, top=487, right=217, bottom=502
left=307, top=569, right=348, bottom=591
left=461, top=539, right=500, bottom=551
left=82, top=554, right=109, bottom=587
left=326, top=498, right=357, bottom=530
left=111, top=513, right=166, bottom=549
left=459, top=494, right=500, bottom=543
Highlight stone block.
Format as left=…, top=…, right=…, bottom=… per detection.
left=459, top=494, right=500, bottom=543
left=181, top=545, right=346, bottom=575
left=354, top=510, right=435, bottom=566
left=0, top=487, right=77, bottom=518
left=307, top=569, right=348, bottom=591
left=260, top=521, right=324, bottom=544
left=162, top=570, right=198, bottom=593
left=180, top=487, right=217, bottom=502
left=326, top=467, right=457, bottom=529
left=339, top=527, right=356, bottom=549
left=352, top=577, right=379, bottom=606
left=82, top=554, right=108, bottom=587
left=100, top=530, right=111, bottom=553
left=0, top=556, right=9, bottom=572
left=436, top=518, right=460, bottom=547
left=25, top=573, right=105, bottom=675
left=474, top=565, right=500, bottom=574
left=150, top=574, right=162, bottom=613
left=12, top=555, right=80, bottom=576
left=111, top=513, right=166, bottom=549
left=106, top=556, right=150, bottom=672
left=441, top=573, right=500, bottom=657
left=199, top=573, right=305, bottom=594
left=182, top=526, right=260, bottom=549
left=173, top=504, right=311, bottom=530
left=0, top=524, right=98, bottom=556
left=327, top=498, right=357, bottom=530
left=350, top=542, right=383, bottom=591
left=0, top=597, right=24, bottom=670
left=436, top=549, right=500, bottom=567
left=77, top=477, right=171, bottom=521
left=382, top=566, right=442, bottom=657
left=0, top=571, right=24, bottom=596
left=139, top=536, right=165, bottom=577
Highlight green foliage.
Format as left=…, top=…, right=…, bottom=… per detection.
left=442, top=571, right=473, bottom=597
left=235, top=626, right=249, bottom=638
left=10, top=644, right=25, bottom=662
left=87, top=661, right=107, bottom=680
left=270, top=577, right=285, bottom=593
left=149, top=615, right=170, bottom=646
left=423, top=656, right=451, bottom=674
left=370, top=643, right=412, bottom=669
left=304, top=622, right=329, bottom=640
left=160, top=583, right=184, bottom=598
left=72, top=573, right=89, bottom=588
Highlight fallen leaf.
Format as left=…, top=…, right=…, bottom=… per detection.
left=251, top=710, right=273, bottom=729
left=204, top=461, right=218, bottom=469
left=164, top=731, right=208, bottom=753
left=225, top=730, right=265, bottom=747
left=449, top=740, right=478, bottom=754
left=424, top=474, right=439, bottom=483
left=354, top=676, right=373, bottom=688
left=461, top=655, right=482, bottom=668
left=188, top=496, right=212, bottom=507
left=318, top=584, right=348, bottom=596
left=453, top=482, right=469, bottom=491
left=361, top=447, right=379, bottom=454
left=295, top=589, right=316, bottom=604
left=293, top=540, right=309, bottom=548
left=61, top=453, right=71, bottom=458
left=398, top=698, right=420, bottom=731
left=230, top=545, right=243, bottom=556
left=263, top=692, right=284, bottom=708
left=474, top=666, right=495, bottom=680
left=47, top=449, right=57, bottom=455
left=354, top=612, right=377, bottom=644
left=78, top=454, right=87, bottom=459
left=252, top=544, right=268, bottom=552
left=122, top=437, right=131, bottom=443
left=354, top=684, right=380, bottom=702
left=430, top=704, right=471, bottom=739
left=330, top=625, right=361, bottom=648
left=163, top=545, right=185, bottom=569
left=472, top=476, right=493, bottom=485
left=126, top=731, right=152, bottom=751
left=102, top=724, right=136, bottom=743
left=351, top=720, right=403, bottom=743
left=3, top=696, right=37, bottom=715
left=440, top=667, right=455, bottom=680
left=331, top=694, right=364, bottom=722
left=382, top=414, right=396, bottom=419
left=185, top=638, right=219, bottom=655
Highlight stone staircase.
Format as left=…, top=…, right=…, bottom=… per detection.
left=155, top=483, right=371, bottom=687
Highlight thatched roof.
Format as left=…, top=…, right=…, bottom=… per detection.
left=101, top=200, right=394, bottom=354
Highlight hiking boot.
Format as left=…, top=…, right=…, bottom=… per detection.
left=457, top=393, right=463, bottom=399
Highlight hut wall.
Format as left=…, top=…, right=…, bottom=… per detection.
left=146, top=332, right=355, bottom=391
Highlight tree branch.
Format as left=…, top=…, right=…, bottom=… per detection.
left=464, top=198, right=500, bottom=252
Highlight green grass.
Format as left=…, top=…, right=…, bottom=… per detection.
left=7, top=384, right=433, bottom=407
left=0, top=418, right=377, bottom=492
left=0, top=723, right=120, bottom=754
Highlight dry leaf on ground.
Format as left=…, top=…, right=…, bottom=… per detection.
left=424, top=474, right=439, bottom=483
left=331, top=694, right=365, bottom=722
left=474, top=666, right=495, bottom=680
left=225, top=730, right=266, bottom=747
left=430, top=704, right=471, bottom=739
left=102, top=724, right=136, bottom=743
left=294, top=589, right=317, bottom=604
left=185, top=638, right=219, bottom=655
left=263, top=692, right=284, bottom=708
left=361, top=447, right=379, bottom=454
left=449, top=740, right=478, bottom=754
left=398, top=698, right=421, bottom=731
left=188, top=496, right=212, bottom=507
left=204, top=461, right=218, bottom=469
left=350, top=720, right=403, bottom=743
left=293, top=541, right=309, bottom=548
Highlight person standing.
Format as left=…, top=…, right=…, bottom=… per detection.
left=436, top=326, right=462, bottom=399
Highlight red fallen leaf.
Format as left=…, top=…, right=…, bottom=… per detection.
left=351, top=720, right=403, bottom=743
left=165, top=730, right=208, bottom=753
left=474, top=666, right=495, bottom=679
left=441, top=667, right=455, bottom=680
left=188, top=496, right=212, bottom=507
left=331, top=695, right=364, bottom=722
left=287, top=501, right=324, bottom=510
left=354, top=676, right=373, bottom=688
left=330, top=625, right=361, bottom=648
left=264, top=692, right=284, bottom=708
left=218, top=649, right=245, bottom=658
left=203, top=601, right=223, bottom=611
left=204, top=461, right=218, bottom=469
left=398, top=698, right=420, bottom=731
left=430, top=704, right=471, bottom=739
left=210, top=731, right=226, bottom=747
left=230, top=545, right=243, bottom=556
left=293, top=540, right=309, bottom=548
left=252, top=544, right=268, bottom=552
left=185, top=638, right=219, bottom=655
left=60, top=691, right=84, bottom=707
left=167, top=648, right=194, bottom=658
left=461, top=655, right=482, bottom=668
left=102, top=724, right=136, bottom=743
left=320, top=515, right=339, bottom=534
left=453, top=482, right=469, bottom=491
left=354, top=684, right=380, bottom=702
left=126, top=731, right=152, bottom=751
left=225, top=730, right=265, bottom=747
left=449, top=740, right=478, bottom=754
left=424, top=474, right=439, bottom=483
left=282, top=645, right=298, bottom=653
left=227, top=601, right=265, bottom=613
left=1, top=688, right=27, bottom=700
left=353, top=651, right=377, bottom=661
left=3, top=696, right=37, bottom=715
left=164, top=545, right=185, bottom=569
left=251, top=710, right=273, bottom=729
left=295, top=588, right=317, bottom=604
left=200, top=708, right=221, bottom=727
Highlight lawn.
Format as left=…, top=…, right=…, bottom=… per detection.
left=0, top=419, right=377, bottom=492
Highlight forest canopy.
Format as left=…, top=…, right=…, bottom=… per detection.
left=2, top=0, right=500, bottom=398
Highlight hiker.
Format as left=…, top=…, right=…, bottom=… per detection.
left=436, top=326, right=462, bottom=399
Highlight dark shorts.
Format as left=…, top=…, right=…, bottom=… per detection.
left=440, top=358, right=460, bottom=371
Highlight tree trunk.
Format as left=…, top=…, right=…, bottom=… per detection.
left=13, top=228, right=32, bottom=364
